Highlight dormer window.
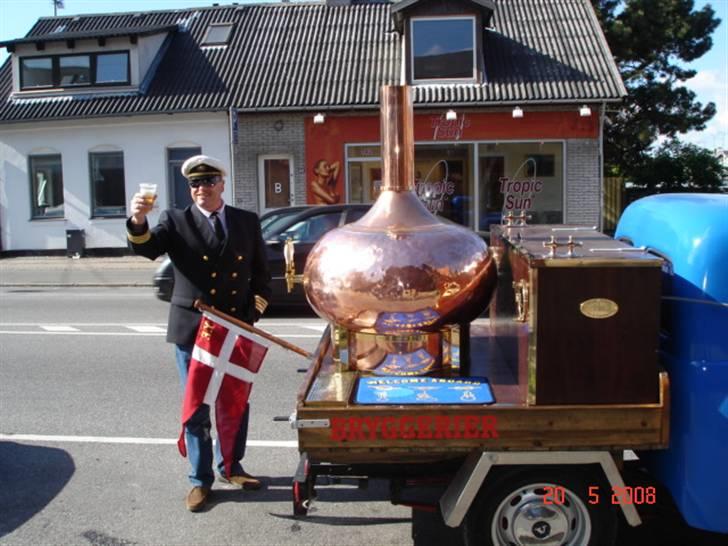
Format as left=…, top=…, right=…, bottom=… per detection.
left=410, top=16, right=476, bottom=82
left=19, top=51, right=130, bottom=90
left=202, top=22, right=234, bottom=46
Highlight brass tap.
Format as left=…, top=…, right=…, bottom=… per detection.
left=283, top=238, right=304, bottom=293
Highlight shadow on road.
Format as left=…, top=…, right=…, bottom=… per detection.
left=0, top=441, right=75, bottom=538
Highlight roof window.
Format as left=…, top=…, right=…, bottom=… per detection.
left=410, top=16, right=477, bottom=82
left=202, top=22, right=233, bottom=45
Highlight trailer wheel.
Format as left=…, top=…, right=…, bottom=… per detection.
left=463, top=467, right=617, bottom=546
left=292, top=480, right=310, bottom=517
left=292, top=458, right=314, bottom=517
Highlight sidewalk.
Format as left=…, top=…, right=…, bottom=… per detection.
left=0, top=255, right=161, bottom=287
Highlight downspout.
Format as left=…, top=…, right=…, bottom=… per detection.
left=599, top=102, right=605, bottom=232
left=228, top=106, right=238, bottom=207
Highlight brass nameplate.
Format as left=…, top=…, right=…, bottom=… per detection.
left=305, top=371, right=357, bottom=406
left=580, top=298, right=619, bottom=319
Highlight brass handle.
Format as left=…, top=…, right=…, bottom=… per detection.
left=503, top=211, right=531, bottom=227
left=543, top=235, right=583, bottom=257
left=284, top=238, right=304, bottom=293
left=512, top=279, right=529, bottom=322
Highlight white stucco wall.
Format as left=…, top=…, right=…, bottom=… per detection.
left=0, top=112, right=230, bottom=251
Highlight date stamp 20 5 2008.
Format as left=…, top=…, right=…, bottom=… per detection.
left=542, top=485, right=657, bottom=505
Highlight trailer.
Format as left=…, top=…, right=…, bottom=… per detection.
left=286, top=194, right=727, bottom=546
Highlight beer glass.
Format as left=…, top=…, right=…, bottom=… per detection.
left=139, top=183, right=157, bottom=208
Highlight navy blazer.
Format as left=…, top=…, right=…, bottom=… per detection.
left=127, top=205, right=272, bottom=346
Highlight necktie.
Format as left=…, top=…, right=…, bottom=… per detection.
left=211, top=212, right=225, bottom=244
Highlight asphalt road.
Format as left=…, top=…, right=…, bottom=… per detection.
left=0, top=288, right=413, bottom=546
left=1, top=287, right=725, bottom=546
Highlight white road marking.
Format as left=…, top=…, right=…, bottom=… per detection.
left=301, top=324, right=328, bottom=332
left=126, top=325, right=167, bottom=333
left=0, top=331, right=320, bottom=338
left=0, top=433, right=297, bottom=448
left=0, top=322, right=167, bottom=327
left=40, top=325, right=79, bottom=332
left=0, top=321, right=326, bottom=338
left=0, top=331, right=164, bottom=336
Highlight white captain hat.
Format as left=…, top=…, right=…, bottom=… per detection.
left=181, top=154, right=227, bottom=180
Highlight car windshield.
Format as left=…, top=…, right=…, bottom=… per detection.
left=261, top=213, right=284, bottom=232
left=262, top=211, right=305, bottom=239
left=282, top=213, right=341, bottom=243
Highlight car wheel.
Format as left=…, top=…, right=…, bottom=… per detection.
left=463, top=466, right=617, bottom=546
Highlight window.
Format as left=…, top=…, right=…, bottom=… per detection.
left=89, top=151, right=126, bottom=217
left=20, top=57, right=52, bottom=88
left=411, top=17, right=476, bottom=81
left=202, top=23, right=234, bottom=45
left=19, top=51, right=130, bottom=90
left=524, top=154, right=556, bottom=177
left=59, top=55, right=91, bottom=86
left=167, top=147, right=201, bottom=209
left=96, top=53, right=129, bottom=84
left=414, top=143, right=474, bottom=226
left=478, top=142, right=564, bottom=230
left=29, top=154, right=64, bottom=218
left=346, top=145, right=382, bottom=203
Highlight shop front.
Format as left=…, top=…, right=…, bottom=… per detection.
left=305, top=109, right=599, bottom=231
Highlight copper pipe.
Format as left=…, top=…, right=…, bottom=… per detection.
left=380, top=85, right=414, bottom=192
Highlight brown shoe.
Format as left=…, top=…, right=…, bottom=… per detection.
left=219, top=471, right=262, bottom=490
left=186, top=486, right=210, bottom=512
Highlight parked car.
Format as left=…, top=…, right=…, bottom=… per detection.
left=152, top=204, right=371, bottom=307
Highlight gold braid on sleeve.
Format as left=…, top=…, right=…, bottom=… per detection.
left=254, top=295, right=269, bottom=314
left=127, top=230, right=151, bottom=244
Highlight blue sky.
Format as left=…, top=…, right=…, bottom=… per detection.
left=1, top=0, right=726, bottom=150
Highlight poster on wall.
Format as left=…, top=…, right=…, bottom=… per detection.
left=306, top=119, right=345, bottom=204
left=304, top=115, right=379, bottom=204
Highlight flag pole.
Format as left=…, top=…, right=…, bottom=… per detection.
left=194, top=300, right=313, bottom=359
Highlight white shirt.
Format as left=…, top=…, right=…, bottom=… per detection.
left=195, top=202, right=228, bottom=238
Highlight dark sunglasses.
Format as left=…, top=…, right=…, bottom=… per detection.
left=188, top=176, right=221, bottom=188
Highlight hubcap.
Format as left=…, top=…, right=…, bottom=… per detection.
left=491, top=482, right=591, bottom=546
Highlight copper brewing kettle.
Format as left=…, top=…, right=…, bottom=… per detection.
left=303, top=86, right=497, bottom=336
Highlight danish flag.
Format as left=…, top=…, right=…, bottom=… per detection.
left=177, top=312, right=269, bottom=477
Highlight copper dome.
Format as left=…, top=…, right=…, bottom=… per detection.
left=303, top=86, right=497, bottom=335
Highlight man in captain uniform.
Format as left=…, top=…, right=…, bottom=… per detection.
left=126, top=154, right=271, bottom=512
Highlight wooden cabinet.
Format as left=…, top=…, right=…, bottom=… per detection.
left=490, top=225, right=663, bottom=405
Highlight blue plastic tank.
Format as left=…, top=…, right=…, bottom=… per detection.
left=615, top=193, right=728, bottom=533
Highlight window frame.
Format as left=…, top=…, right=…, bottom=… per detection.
left=202, top=22, right=234, bottom=46
left=28, top=153, right=64, bottom=220
left=19, top=50, right=131, bottom=90
left=167, top=146, right=202, bottom=210
left=89, top=150, right=127, bottom=218
left=410, top=15, right=477, bottom=84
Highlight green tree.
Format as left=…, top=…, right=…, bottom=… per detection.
left=630, top=139, right=726, bottom=194
left=592, top=0, right=720, bottom=181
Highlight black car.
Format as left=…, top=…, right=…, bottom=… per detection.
left=152, top=204, right=370, bottom=307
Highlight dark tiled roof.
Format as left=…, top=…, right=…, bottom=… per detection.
left=0, top=24, right=178, bottom=48
left=414, top=0, right=626, bottom=104
left=0, top=0, right=625, bottom=123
